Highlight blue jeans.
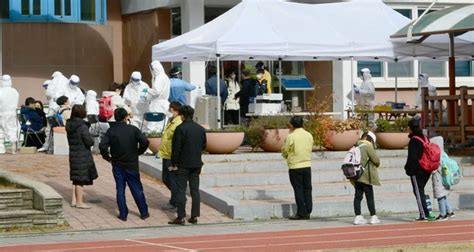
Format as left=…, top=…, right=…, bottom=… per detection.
left=112, top=166, right=149, bottom=219
left=162, top=159, right=178, bottom=206
left=437, top=196, right=451, bottom=216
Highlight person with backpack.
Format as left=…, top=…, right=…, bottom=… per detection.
left=101, top=83, right=131, bottom=127
left=56, top=96, right=72, bottom=124
left=281, top=116, right=314, bottom=220
left=350, top=131, right=381, bottom=225
left=404, top=118, right=438, bottom=222
left=430, top=136, right=455, bottom=221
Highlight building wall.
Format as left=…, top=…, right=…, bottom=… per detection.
left=122, top=9, right=171, bottom=85
left=304, top=61, right=333, bottom=111
left=2, top=0, right=123, bottom=103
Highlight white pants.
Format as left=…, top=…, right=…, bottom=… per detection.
left=0, top=112, right=19, bottom=152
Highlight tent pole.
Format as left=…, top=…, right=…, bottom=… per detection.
left=394, top=58, right=398, bottom=103
left=217, top=55, right=222, bottom=128
left=448, top=33, right=455, bottom=126
left=278, top=58, right=282, bottom=93
left=350, top=57, right=355, bottom=112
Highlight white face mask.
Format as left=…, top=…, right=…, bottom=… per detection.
left=230, top=74, right=236, bottom=80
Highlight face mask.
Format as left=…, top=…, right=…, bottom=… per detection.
left=131, top=78, right=140, bottom=85
left=230, top=74, right=236, bottom=80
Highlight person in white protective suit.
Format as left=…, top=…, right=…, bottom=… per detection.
left=0, top=75, right=20, bottom=155
left=38, top=80, right=59, bottom=152
left=50, top=71, right=70, bottom=104
left=123, top=71, right=150, bottom=128
left=64, top=75, right=86, bottom=106
left=415, top=73, right=437, bottom=109
left=355, top=68, right=376, bottom=128
left=146, top=60, right=171, bottom=132
left=85, top=90, right=100, bottom=116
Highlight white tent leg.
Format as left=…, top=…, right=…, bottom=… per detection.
left=394, top=59, right=398, bottom=103
left=350, top=57, right=355, bottom=112
left=278, top=58, right=282, bottom=93
left=217, top=55, right=222, bottom=128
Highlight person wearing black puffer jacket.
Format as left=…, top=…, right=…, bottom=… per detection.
left=66, top=104, right=98, bottom=209
left=404, top=118, right=434, bottom=222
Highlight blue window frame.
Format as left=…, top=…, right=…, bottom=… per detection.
left=8, top=0, right=106, bottom=24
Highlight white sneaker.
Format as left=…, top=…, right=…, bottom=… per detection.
left=369, top=215, right=381, bottom=224
left=354, top=215, right=367, bottom=225
left=10, top=142, right=17, bottom=155
left=37, top=147, right=47, bottom=152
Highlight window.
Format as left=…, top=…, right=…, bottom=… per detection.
left=357, top=61, right=383, bottom=77
left=10, top=0, right=106, bottom=24
left=80, top=0, right=96, bottom=21
left=0, top=0, right=9, bottom=19
left=417, top=9, right=436, bottom=17
left=455, top=61, right=473, bottom=77
left=171, top=8, right=181, bottom=36
left=419, top=61, right=446, bottom=78
left=388, top=61, right=414, bottom=78
left=395, top=9, right=412, bottom=19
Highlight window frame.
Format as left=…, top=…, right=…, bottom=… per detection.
left=8, top=0, right=106, bottom=24
left=11, top=0, right=48, bottom=22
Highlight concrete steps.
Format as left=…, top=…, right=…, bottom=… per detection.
left=212, top=178, right=474, bottom=200
left=0, top=209, right=64, bottom=228
left=0, top=188, right=34, bottom=211
left=139, top=152, right=474, bottom=220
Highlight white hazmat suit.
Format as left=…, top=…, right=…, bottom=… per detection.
left=85, top=90, right=100, bottom=115
left=356, top=68, right=376, bottom=127
left=0, top=75, right=20, bottom=154
left=43, top=80, right=60, bottom=116
left=416, top=73, right=437, bottom=109
left=123, top=72, right=150, bottom=128
left=50, top=71, right=69, bottom=102
left=63, top=75, right=85, bottom=106
left=146, top=60, right=171, bottom=132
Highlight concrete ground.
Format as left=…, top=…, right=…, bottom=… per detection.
left=0, top=154, right=230, bottom=230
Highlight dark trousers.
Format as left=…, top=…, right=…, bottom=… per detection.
left=225, top=110, right=239, bottom=125
left=354, top=182, right=376, bottom=216
left=112, top=166, right=149, bottom=219
left=162, top=159, right=178, bottom=206
left=176, top=167, right=201, bottom=219
left=289, top=168, right=312, bottom=217
left=411, top=174, right=431, bottom=218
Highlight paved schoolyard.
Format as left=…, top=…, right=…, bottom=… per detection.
left=0, top=153, right=230, bottom=230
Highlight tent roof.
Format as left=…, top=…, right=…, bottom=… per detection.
left=152, top=0, right=474, bottom=62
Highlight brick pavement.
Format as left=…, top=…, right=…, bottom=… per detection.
left=0, top=153, right=230, bottom=230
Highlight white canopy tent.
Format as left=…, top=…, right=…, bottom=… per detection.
left=153, top=0, right=474, bottom=62
left=152, top=0, right=474, bottom=127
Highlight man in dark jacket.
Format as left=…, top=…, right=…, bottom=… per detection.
left=99, top=108, right=150, bottom=221
left=20, top=97, right=46, bottom=148
left=235, top=70, right=257, bottom=125
left=168, top=105, right=206, bottom=225
left=404, top=118, right=435, bottom=221
left=205, top=66, right=228, bottom=103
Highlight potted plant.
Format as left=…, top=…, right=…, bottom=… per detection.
left=246, top=116, right=290, bottom=152
left=206, top=127, right=245, bottom=154
left=145, top=131, right=162, bottom=155
left=305, top=93, right=363, bottom=151
left=375, top=118, right=410, bottom=149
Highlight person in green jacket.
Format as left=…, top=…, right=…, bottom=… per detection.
left=282, top=116, right=314, bottom=220
left=352, top=131, right=381, bottom=225
left=158, top=101, right=183, bottom=210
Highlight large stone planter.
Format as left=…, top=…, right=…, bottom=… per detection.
left=376, top=132, right=410, bottom=149
left=206, top=132, right=244, bottom=154
left=147, top=137, right=162, bottom=155
left=324, top=129, right=359, bottom=151
left=260, top=129, right=290, bottom=152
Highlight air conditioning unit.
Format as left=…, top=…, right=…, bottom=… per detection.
left=194, top=95, right=219, bottom=129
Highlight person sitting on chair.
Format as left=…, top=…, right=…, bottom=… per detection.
left=20, top=97, right=46, bottom=148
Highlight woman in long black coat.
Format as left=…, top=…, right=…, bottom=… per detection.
left=66, top=104, right=98, bottom=209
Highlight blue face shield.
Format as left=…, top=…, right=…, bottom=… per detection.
left=131, top=78, right=140, bottom=84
